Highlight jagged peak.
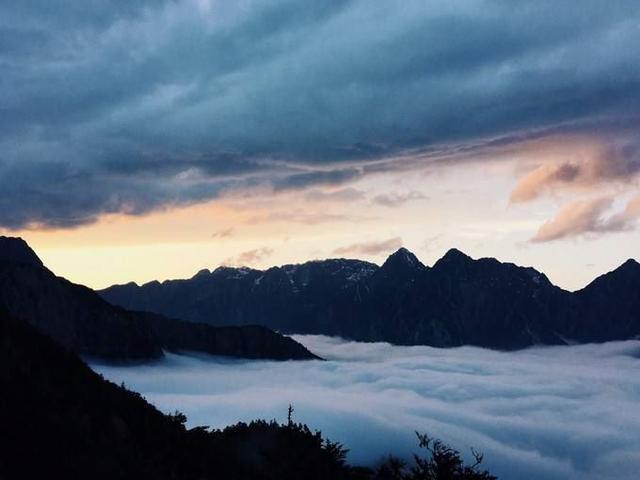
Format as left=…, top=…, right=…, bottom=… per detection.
left=381, top=247, right=426, bottom=272
left=0, top=236, right=44, bottom=268
left=580, top=258, right=640, bottom=292
left=603, top=258, right=640, bottom=279
left=605, top=258, right=640, bottom=276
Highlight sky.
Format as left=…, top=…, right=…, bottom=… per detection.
left=1, top=0, right=639, bottom=290
left=93, top=335, right=640, bottom=480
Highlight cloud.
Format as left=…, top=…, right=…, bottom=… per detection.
left=211, top=228, right=234, bottom=239
left=604, top=194, right=640, bottom=230
left=623, top=195, right=640, bottom=218
left=304, top=188, right=365, bottom=203
left=248, top=209, right=362, bottom=225
left=531, top=195, right=640, bottom=242
left=511, top=162, right=582, bottom=203
left=2, top=1, right=640, bottom=228
left=422, top=234, right=443, bottom=253
left=223, top=247, right=273, bottom=266
left=372, top=191, right=427, bottom=207
left=92, top=335, right=640, bottom=480
left=272, top=169, right=364, bottom=192
left=333, top=237, right=402, bottom=256
left=510, top=138, right=640, bottom=203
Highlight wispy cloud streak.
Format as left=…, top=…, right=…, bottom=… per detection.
left=531, top=195, right=640, bottom=242
left=333, top=237, right=403, bottom=256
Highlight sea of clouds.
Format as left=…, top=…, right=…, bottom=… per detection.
left=92, top=336, right=640, bottom=480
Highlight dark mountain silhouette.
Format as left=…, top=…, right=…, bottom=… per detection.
left=102, top=258, right=379, bottom=337
left=0, top=236, right=43, bottom=267
left=0, top=308, right=495, bottom=479
left=0, top=308, right=353, bottom=479
left=1, top=308, right=183, bottom=479
left=0, top=236, right=316, bottom=361
left=101, top=247, right=640, bottom=349
left=565, top=258, right=640, bottom=342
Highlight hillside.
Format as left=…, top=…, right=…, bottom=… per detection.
left=0, top=236, right=316, bottom=361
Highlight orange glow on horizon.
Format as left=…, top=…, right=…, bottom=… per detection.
left=2, top=133, right=637, bottom=293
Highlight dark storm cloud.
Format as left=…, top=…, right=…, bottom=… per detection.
left=2, top=0, right=640, bottom=228
left=272, top=168, right=364, bottom=191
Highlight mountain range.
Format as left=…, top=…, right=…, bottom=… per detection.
left=0, top=236, right=316, bottom=361
left=101, top=247, right=640, bottom=350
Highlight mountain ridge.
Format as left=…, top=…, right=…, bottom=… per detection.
left=105, top=248, right=603, bottom=293
left=0, top=235, right=44, bottom=268
left=0, top=236, right=317, bottom=361
left=100, top=247, right=640, bottom=350
left=0, top=308, right=360, bottom=479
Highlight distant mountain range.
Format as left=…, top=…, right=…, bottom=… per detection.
left=0, top=236, right=316, bottom=361
left=101, top=247, right=640, bottom=349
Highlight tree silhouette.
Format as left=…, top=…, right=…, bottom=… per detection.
left=374, top=432, right=497, bottom=480
left=287, top=403, right=295, bottom=426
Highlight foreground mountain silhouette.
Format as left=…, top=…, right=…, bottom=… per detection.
left=0, top=236, right=316, bottom=361
left=0, top=308, right=495, bottom=479
left=101, top=247, right=640, bottom=349
left=0, top=309, right=350, bottom=479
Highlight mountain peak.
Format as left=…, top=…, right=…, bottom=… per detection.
left=605, top=258, right=640, bottom=279
left=443, top=248, right=471, bottom=261
left=0, top=236, right=44, bottom=268
left=580, top=258, right=640, bottom=295
left=381, top=247, right=426, bottom=274
left=433, top=248, right=474, bottom=271
left=192, top=268, right=211, bottom=279
left=603, top=258, right=640, bottom=275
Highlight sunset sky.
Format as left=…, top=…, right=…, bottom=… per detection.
left=2, top=0, right=639, bottom=290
